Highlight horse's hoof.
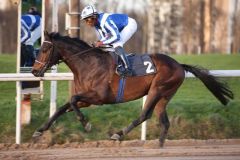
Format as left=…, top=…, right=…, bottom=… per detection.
left=160, top=143, right=164, bottom=148
left=110, top=133, right=121, bottom=141
left=84, top=122, right=92, bottom=132
left=32, top=131, right=42, bottom=138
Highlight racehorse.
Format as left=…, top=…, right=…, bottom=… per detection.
left=31, top=31, right=234, bottom=147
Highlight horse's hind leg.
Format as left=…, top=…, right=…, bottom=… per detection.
left=111, top=89, right=161, bottom=140
left=32, top=102, right=70, bottom=138
left=154, top=78, right=184, bottom=147
left=154, top=98, right=171, bottom=147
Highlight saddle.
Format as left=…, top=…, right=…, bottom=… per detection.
left=109, top=52, right=157, bottom=77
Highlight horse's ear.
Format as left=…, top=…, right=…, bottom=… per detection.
left=44, top=30, right=49, bottom=37
left=44, top=30, right=50, bottom=40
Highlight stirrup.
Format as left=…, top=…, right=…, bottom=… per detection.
left=124, top=69, right=133, bottom=76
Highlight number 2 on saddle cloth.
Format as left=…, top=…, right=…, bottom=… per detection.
left=109, top=52, right=157, bottom=77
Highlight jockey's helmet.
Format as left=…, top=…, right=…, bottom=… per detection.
left=28, top=6, right=41, bottom=17
left=81, top=5, right=98, bottom=20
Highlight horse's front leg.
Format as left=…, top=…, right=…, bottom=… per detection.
left=70, top=95, right=91, bottom=132
left=32, top=102, right=70, bottom=139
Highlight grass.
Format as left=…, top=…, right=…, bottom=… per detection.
left=0, top=54, right=239, bottom=143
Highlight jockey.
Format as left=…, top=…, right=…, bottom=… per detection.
left=81, top=5, right=138, bottom=76
left=21, top=7, right=41, bottom=67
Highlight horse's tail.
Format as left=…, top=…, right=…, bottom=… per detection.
left=181, top=64, right=234, bottom=105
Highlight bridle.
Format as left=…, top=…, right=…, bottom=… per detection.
left=34, top=40, right=55, bottom=74
left=34, top=40, right=53, bottom=64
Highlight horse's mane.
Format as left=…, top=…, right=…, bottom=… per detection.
left=48, top=32, right=108, bottom=57
left=49, top=32, right=92, bottom=49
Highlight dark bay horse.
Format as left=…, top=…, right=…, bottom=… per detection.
left=31, top=32, right=233, bottom=147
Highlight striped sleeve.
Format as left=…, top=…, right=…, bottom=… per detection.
left=21, top=21, right=31, bottom=43
left=95, top=28, right=107, bottom=42
left=102, top=19, right=120, bottom=45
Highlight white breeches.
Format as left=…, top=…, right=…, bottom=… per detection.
left=112, top=17, right=137, bottom=48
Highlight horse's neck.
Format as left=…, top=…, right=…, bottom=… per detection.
left=54, top=39, right=112, bottom=74
left=64, top=49, right=112, bottom=77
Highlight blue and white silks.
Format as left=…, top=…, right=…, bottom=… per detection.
left=21, top=14, right=41, bottom=45
left=95, top=13, right=137, bottom=48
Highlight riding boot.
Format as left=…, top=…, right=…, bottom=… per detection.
left=115, top=46, right=132, bottom=76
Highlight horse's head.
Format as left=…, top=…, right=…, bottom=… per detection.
left=32, top=31, right=61, bottom=77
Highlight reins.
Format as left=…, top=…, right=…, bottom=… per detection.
left=62, top=47, right=98, bottom=62
left=38, top=40, right=113, bottom=65
left=34, top=40, right=55, bottom=72
left=60, top=45, right=113, bottom=63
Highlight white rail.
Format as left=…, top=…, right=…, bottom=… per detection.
left=1, top=70, right=240, bottom=82
left=0, top=73, right=74, bottom=81
left=185, top=70, right=240, bottom=77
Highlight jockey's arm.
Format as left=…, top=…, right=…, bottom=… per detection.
left=95, top=29, right=107, bottom=42
left=21, top=27, right=31, bottom=44
left=102, top=19, right=120, bottom=45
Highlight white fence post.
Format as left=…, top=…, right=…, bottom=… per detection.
left=50, top=66, right=57, bottom=117
left=16, top=0, right=22, bottom=145
left=141, top=96, right=147, bottom=140
left=49, top=0, right=59, bottom=117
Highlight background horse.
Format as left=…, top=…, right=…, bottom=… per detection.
left=31, top=31, right=233, bottom=147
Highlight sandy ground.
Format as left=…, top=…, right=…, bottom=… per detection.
left=0, top=139, right=240, bottom=160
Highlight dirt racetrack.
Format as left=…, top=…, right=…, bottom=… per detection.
left=0, top=139, right=240, bottom=160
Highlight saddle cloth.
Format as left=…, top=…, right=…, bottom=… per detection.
left=110, top=52, right=157, bottom=76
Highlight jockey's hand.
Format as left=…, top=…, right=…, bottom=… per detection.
left=95, top=41, right=104, bottom=47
